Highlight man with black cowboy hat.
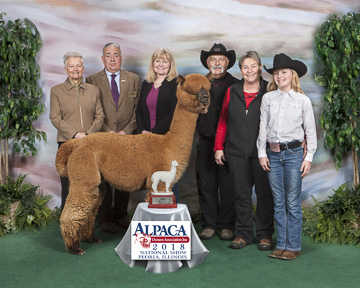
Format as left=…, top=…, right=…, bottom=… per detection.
left=196, top=43, right=237, bottom=241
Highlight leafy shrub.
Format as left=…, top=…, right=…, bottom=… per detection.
left=0, top=175, right=59, bottom=236
left=303, top=184, right=360, bottom=246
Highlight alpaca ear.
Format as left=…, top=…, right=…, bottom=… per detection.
left=177, top=75, right=185, bottom=85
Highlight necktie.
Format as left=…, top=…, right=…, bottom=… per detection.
left=111, top=73, right=119, bottom=108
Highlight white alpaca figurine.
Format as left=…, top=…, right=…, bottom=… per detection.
left=151, top=160, right=178, bottom=193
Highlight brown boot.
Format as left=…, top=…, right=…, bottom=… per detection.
left=278, top=250, right=301, bottom=260
left=228, top=238, right=250, bottom=249
left=200, top=228, right=216, bottom=240
left=220, top=229, right=234, bottom=240
left=259, top=239, right=274, bottom=251
left=268, top=249, right=285, bottom=258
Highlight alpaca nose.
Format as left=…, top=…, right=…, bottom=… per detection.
left=198, top=88, right=210, bottom=106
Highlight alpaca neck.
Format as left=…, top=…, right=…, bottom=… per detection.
left=167, top=103, right=198, bottom=163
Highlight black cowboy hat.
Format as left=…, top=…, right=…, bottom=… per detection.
left=200, top=43, right=236, bottom=69
left=264, top=53, right=307, bottom=78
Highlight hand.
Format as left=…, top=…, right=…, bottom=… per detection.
left=302, top=140, right=307, bottom=159
left=215, top=150, right=226, bottom=165
left=259, top=157, right=270, bottom=171
left=109, top=130, right=116, bottom=133
left=300, top=160, right=311, bottom=178
left=117, top=130, right=126, bottom=135
left=75, top=132, right=86, bottom=139
left=141, top=130, right=152, bottom=134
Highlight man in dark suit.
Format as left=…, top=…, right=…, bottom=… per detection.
left=86, top=43, right=140, bottom=233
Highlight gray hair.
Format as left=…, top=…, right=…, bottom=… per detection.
left=103, top=43, right=122, bottom=56
left=238, top=51, right=262, bottom=68
left=63, top=52, right=83, bottom=67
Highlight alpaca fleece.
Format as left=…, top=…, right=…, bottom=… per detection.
left=56, top=74, right=211, bottom=255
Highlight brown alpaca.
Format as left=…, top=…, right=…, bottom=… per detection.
left=56, top=74, right=211, bottom=255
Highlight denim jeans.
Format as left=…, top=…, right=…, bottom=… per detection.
left=267, top=145, right=303, bottom=251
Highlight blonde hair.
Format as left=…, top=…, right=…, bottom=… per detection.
left=145, top=48, right=178, bottom=83
left=267, top=69, right=304, bottom=94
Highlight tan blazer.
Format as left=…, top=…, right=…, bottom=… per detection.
left=86, top=69, right=140, bottom=135
left=49, top=78, right=105, bottom=142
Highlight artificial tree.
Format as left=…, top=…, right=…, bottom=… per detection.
left=303, top=11, right=360, bottom=245
left=0, top=12, right=46, bottom=184
left=314, top=11, right=360, bottom=187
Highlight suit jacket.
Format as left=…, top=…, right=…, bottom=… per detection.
left=86, top=69, right=140, bottom=135
left=49, top=78, right=104, bottom=142
left=136, top=78, right=178, bottom=135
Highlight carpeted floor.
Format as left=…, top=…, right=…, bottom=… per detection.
left=1, top=221, right=359, bottom=288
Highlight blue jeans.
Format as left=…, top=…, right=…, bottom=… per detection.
left=267, top=146, right=303, bottom=251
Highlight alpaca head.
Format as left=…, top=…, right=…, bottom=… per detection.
left=171, top=160, right=178, bottom=167
left=176, top=74, right=210, bottom=113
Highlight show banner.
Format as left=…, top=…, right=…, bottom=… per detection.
left=131, top=221, right=191, bottom=260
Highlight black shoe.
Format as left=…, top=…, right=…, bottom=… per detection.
left=100, top=221, right=117, bottom=233
left=259, top=239, right=274, bottom=251
left=115, top=218, right=130, bottom=229
left=228, top=238, right=250, bottom=249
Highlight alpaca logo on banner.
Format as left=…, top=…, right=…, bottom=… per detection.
left=131, top=221, right=191, bottom=260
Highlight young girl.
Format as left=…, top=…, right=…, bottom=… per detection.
left=257, top=53, right=317, bottom=260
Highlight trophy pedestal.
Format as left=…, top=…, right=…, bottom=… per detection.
left=148, top=192, right=177, bottom=208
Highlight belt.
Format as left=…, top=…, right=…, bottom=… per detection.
left=266, top=141, right=301, bottom=151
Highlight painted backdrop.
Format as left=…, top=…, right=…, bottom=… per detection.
left=1, top=0, right=360, bottom=210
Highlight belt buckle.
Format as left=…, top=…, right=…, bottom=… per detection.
left=269, top=143, right=280, bottom=152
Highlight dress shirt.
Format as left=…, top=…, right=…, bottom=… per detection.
left=257, top=89, right=317, bottom=162
left=105, top=69, right=120, bottom=94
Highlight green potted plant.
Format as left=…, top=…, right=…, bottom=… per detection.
left=314, top=11, right=360, bottom=186
left=0, top=12, right=46, bottom=184
left=303, top=11, right=360, bottom=245
left=0, top=12, right=56, bottom=235
left=0, top=174, right=59, bottom=236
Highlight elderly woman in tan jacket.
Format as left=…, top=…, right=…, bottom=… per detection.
left=50, top=52, right=104, bottom=209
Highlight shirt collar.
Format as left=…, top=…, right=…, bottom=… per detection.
left=65, top=77, right=85, bottom=90
left=105, top=69, right=120, bottom=77
left=277, top=88, right=296, bottom=96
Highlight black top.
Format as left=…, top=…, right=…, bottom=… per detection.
left=225, top=77, right=268, bottom=157
left=196, top=72, right=237, bottom=151
left=136, top=78, right=178, bottom=135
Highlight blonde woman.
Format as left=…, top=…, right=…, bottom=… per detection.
left=136, top=48, right=179, bottom=200
left=136, top=48, right=178, bottom=135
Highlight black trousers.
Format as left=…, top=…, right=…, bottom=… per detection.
left=226, top=154, right=274, bottom=243
left=97, top=181, right=130, bottom=223
left=196, top=150, right=235, bottom=231
left=58, top=142, right=69, bottom=210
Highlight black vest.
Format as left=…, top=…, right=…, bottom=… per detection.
left=225, top=77, right=268, bottom=157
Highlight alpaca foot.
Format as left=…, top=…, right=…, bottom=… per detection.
left=69, top=242, right=86, bottom=255
left=70, top=247, right=86, bottom=255
left=87, top=234, right=102, bottom=244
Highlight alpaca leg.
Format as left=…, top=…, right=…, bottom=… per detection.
left=146, top=181, right=157, bottom=202
left=60, top=164, right=102, bottom=255
left=152, top=180, right=159, bottom=193
left=60, top=203, right=85, bottom=255
left=165, top=182, right=170, bottom=193
left=84, top=181, right=106, bottom=244
left=83, top=197, right=103, bottom=244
